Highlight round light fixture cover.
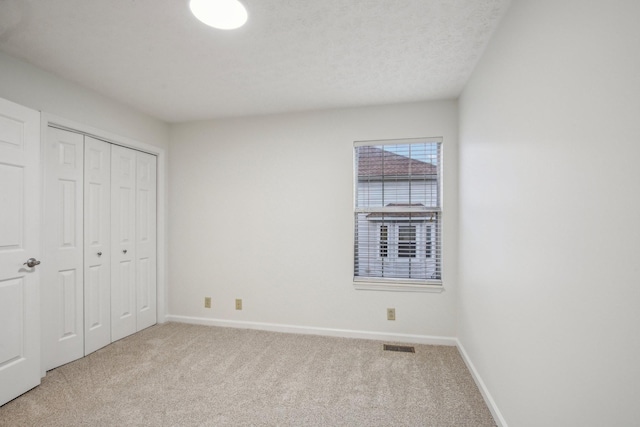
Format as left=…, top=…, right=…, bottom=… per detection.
left=189, top=0, right=248, bottom=30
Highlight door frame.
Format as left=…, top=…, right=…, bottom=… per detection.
left=40, top=113, right=167, bottom=376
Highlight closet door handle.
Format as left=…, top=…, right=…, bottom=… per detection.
left=97, top=252, right=102, bottom=257
left=123, top=249, right=127, bottom=254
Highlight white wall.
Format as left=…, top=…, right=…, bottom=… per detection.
left=458, top=0, right=640, bottom=425
left=169, top=100, right=458, bottom=339
left=0, top=51, right=168, bottom=149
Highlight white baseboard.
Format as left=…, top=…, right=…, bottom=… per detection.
left=456, top=339, right=507, bottom=427
left=165, top=314, right=457, bottom=346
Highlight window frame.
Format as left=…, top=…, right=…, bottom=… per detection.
left=352, top=137, right=444, bottom=293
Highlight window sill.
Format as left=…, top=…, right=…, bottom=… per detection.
left=353, top=280, right=444, bottom=293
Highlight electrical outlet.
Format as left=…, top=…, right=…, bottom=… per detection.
left=204, top=297, right=211, bottom=308
left=235, top=298, right=242, bottom=310
left=387, top=308, right=396, bottom=321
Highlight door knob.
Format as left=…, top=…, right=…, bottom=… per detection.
left=97, top=252, right=102, bottom=257
left=24, top=258, right=41, bottom=268
left=123, top=249, right=127, bottom=254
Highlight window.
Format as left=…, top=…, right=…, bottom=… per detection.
left=354, top=138, right=442, bottom=286
left=398, top=225, right=416, bottom=258
left=379, top=225, right=388, bottom=258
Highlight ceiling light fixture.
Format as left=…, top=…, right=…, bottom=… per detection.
left=189, top=0, right=248, bottom=30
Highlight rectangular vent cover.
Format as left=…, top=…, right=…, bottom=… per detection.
left=383, top=344, right=415, bottom=353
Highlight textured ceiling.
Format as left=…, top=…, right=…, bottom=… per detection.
left=0, top=0, right=510, bottom=123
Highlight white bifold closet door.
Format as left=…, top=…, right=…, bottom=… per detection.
left=135, top=151, right=157, bottom=331
left=43, top=127, right=85, bottom=370
left=84, top=137, right=112, bottom=355
left=110, top=146, right=157, bottom=341
left=44, top=127, right=157, bottom=371
left=110, top=145, right=136, bottom=341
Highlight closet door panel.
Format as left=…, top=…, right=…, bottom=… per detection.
left=136, top=152, right=157, bottom=331
left=111, top=145, right=137, bottom=341
left=84, top=137, right=111, bottom=354
left=43, top=127, right=84, bottom=370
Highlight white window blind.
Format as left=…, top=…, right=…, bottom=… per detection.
left=354, top=138, right=442, bottom=285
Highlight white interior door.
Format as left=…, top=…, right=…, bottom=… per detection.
left=0, top=97, right=41, bottom=406
left=84, top=137, right=111, bottom=354
left=111, top=145, right=137, bottom=341
left=135, top=152, right=157, bottom=331
left=43, top=126, right=85, bottom=370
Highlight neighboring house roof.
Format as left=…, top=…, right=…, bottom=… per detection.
left=357, top=146, right=436, bottom=177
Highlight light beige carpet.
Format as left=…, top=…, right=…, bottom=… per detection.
left=0, top=322, right=495, bottom=426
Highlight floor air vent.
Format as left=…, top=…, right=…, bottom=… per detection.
left=383, top=344, right=415, bottom=353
